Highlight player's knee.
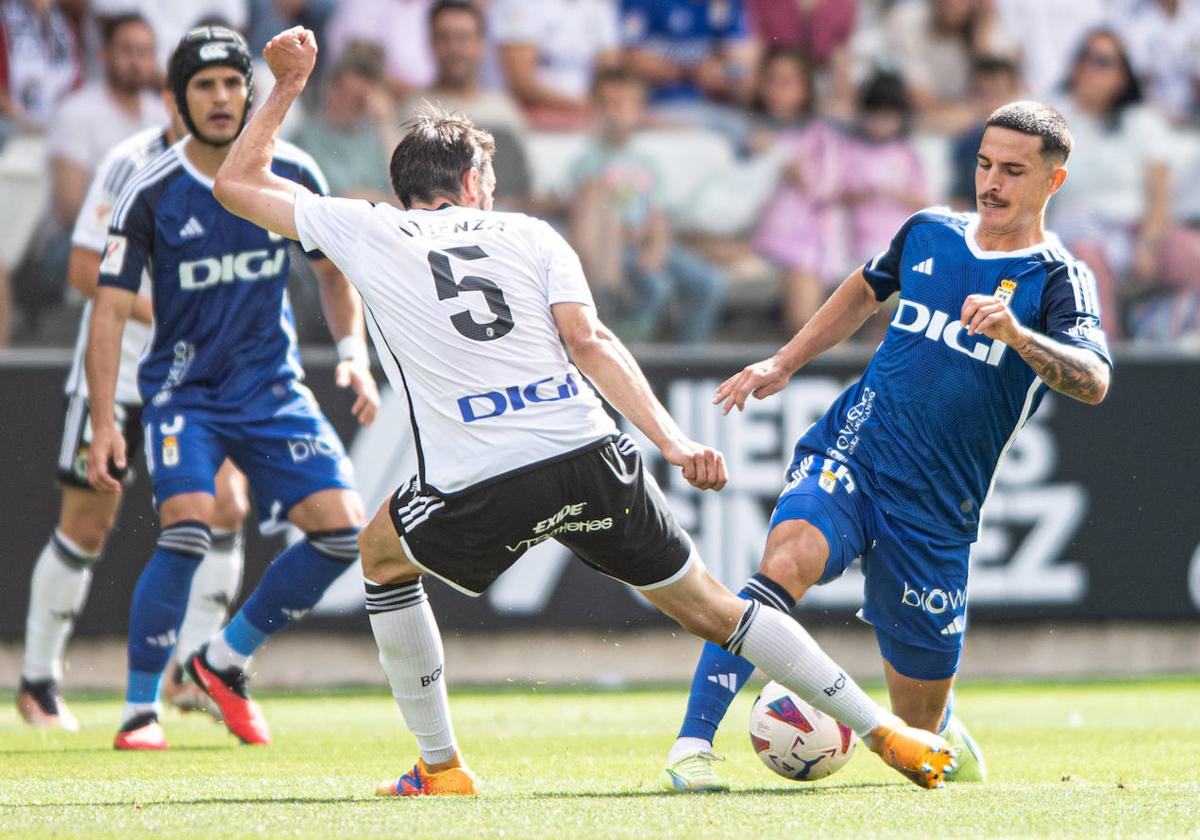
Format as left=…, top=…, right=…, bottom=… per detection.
left=211, top=486, right=250, bottom=532
left=759, top=521, right=828, bottom=601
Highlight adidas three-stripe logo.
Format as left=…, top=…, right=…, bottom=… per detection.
left=911, top=258, right=933, bottom=275
left=940, top=616, right=965, bottom=636
left=707, top=672, right=739, bottom=693
left=179, top=217, right=205, bottom=239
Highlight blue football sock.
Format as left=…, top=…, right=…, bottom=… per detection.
left=937, top=689, right=956, bottom=734
left=677, top=573, right=796, bottom=743
left=126, top=521, right=211, bottom=703
left=230, top=528, right=358, bottom=653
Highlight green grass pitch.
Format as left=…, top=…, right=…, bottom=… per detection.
left=2, top=677, right=1198, bottom=838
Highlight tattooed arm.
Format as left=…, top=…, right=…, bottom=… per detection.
left=961, top=294, right=1111, bottom=405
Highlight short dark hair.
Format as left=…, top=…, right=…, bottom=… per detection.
left=100, top=12, right=152, bottom=47
left=859, top=69, right=910, bottom=115
left=390, top=103, right=496, bottom=208
left=430, top=0, right=486, bottom=33
left=985, top=100, right=1073, bottom=163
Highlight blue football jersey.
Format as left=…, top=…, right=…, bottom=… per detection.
left=98, top=138, right=328, bottom=419
left=794, top=208, right=1112, bottom=541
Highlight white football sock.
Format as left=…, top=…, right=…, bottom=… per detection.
left=22, top=531, right=98, bottom=683
left=366, top=578, right=457, bottom=765
left=729, top=603, right=889, bottom=738
left=175, top=530, right=244, bottom=666
left=668, top=736, right=713, bottom=764
left=203, top=630, right=250, bottom=671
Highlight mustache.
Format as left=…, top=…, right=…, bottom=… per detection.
left=978, top=193, right=1008, bottom=205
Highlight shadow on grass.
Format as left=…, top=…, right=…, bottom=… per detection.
left=532, top=781, right=899, bottom=799
left=0, top=745, right=229, bottom=755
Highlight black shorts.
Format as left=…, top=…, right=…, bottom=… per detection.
left=389, top=434, right=693, bottom=597
left=56, top=394, right=143, bottom=489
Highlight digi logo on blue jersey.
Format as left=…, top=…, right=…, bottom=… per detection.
left=458, top=373, right=581, bottom=423
left=179, top=247, right=288, bottom=290
left=890, top=298, right=1008, bottom=366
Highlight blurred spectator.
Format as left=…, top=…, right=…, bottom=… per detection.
left=47, top=13, right=163, bottom=228
left=90, top=0, right=249, bottom=70
left=401, top=0, right=531, bottom=207
left=492, top=0, right=620, bottom=130
left=0, top=0, right=82, bottom=347
left=569, top=67, right=723, bottom=343
left=948, top=55, right=1021, bottom=210
left=1115, top=0, right=1200, bottom=124
left=292, top=43, right=396, bottom=202
left=1050, top=29, right=1200, bottom=339
left=886, top=0, right=1013, bottom=134
left=842, top=70, right=928, bottom=269
left=995, top=0, right=1107, bottom=100
left=325, top=0, right=435, bottom=99
left=745, top=0, right=855, bottom=119
left=247, top=0, right=336, bottom=53
left=621, top=0, right=757, bottom=119
left=0, top=0, right=82, bottom=131
left=747, top=48, right=846, bottom=331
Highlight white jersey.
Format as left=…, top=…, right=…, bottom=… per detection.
left=65, top=126, right=166, bottom=404
left=294, top=192, right=618, bottom=494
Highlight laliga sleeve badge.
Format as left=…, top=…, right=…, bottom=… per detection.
left=100, top=235, right=128, bottom=276
left=819, top=469, right=838, bottom=494
left=162, top=435, right=180, bottom=467
left=994, top=279, right=1018, bottom=304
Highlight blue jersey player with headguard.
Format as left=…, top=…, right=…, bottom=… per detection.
left=85, top=26, right=380, bottom=751
left=661, top=101, right=1113, bottom=791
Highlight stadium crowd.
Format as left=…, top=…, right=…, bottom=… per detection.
left=2, top=0, right=1199, bottom=348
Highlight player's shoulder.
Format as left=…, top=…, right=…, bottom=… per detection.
left=272, top=139, right=330, bottom=192
left=110, top=142, right=186, bottom=228
left=906, top=206, right=972, bottom=234
left=100, top=126, right=170, bottom=174
left=1028, top=236, right=1100, bottom=302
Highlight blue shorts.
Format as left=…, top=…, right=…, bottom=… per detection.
left=770, top=454, right=970, bottom=681
left=141, top=385, right=356, bottom=534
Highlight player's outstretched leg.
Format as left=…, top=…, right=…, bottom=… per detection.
left=660, top=574, right=796, bottom=792
left=644, top=562, right=956, bottom=790
left=187, top=526, right=357, bottom=745
left=115, top=519, right=213, bottom=750
left=359, top=502, right=477, bottom=797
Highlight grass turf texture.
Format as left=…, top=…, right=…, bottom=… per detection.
left=2, top=678, right=1198, bottom=838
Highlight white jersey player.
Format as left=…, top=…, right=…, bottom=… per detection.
left=18, top=116, right=249, bottom=730
left=214, top=26, right=960, bottom=797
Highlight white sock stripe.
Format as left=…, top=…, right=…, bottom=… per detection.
left=743, top=579, right=790, bottom=612
left=51, top=530, right=100, bottom=568
left=158, top=524, right=212, bottom=558
left=308, top=532, right=360, bottom=561
left=365, top=593, right=429, bottom=614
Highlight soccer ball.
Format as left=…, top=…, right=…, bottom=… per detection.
left=749, top=681, right=856, bottom=781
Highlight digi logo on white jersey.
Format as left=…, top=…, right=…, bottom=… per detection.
left=178, top=248, right=288, bottom=290
left=891, top=299, right=1008, bottom=366
left=457, top=373, right=582, bottom=423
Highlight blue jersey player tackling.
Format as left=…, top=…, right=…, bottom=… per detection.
left=661, top=101, right=1113, bottom=791
left=85, top=27, right=380, bottom=751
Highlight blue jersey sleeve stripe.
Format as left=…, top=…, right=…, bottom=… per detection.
left=111, top=155, right=181, bottom=230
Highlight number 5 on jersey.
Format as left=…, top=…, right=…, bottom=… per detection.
left=428, top=246, right=514, bottom=341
